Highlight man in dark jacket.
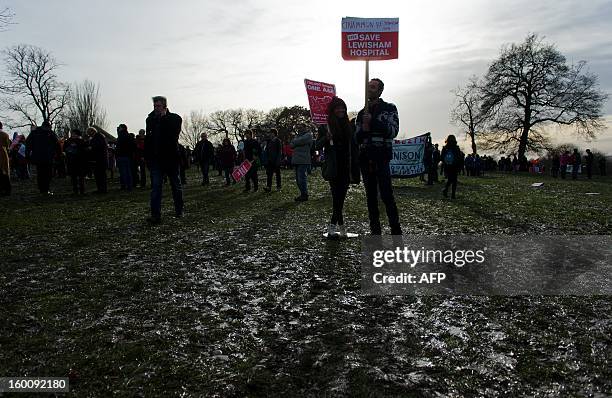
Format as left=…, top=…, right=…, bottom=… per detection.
left=263, top=128, right=282, bottom=192
left=432, top=143, right=440, bottom=182
left=584, top=149, right=594, bottom=179
left=194, top=132, right=214, bottom=186
left=355, top=78, right=402, bottom=235
left=423, top=137, right=434, bottom=185
left=243, top=130, right=261, bottom=192
left=135, top=129, right=147, bottom=187
left=571, top=148, right=581, bottom=180
left=116, top=124, right=136, bottom=191
left=145, top=96, right=184, bottom=222
left=87, top=126, right=108, bottom=193
left=26, top=120, right=59, bottom=195
left=64, top=129, right=88, bottom=194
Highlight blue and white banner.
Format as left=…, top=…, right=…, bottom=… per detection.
left=390, top=133, right=429, bottom=178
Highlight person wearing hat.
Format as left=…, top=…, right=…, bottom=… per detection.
left=290, top=122, right=314, bottom=201
left=64, top=128, right=88, bottom=195
left=316, top=96, right=360, bottom=236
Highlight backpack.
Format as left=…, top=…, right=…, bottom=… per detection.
left=444, top=149, right=455, bottom=166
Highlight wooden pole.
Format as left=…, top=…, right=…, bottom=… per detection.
left=364, top=60, right=370, bottom=111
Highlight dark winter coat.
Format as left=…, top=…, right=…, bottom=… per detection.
left=144, top=110, right=182, bottom=168
left=194, top=139, right=215, bottom=164
left=116, top=130, right=136, bottom=158
left=265, top=136, right=282, bottom=167
left=64, top=136, right=88, bottom=175
left=89, top=133, right=108, bottom=167
left=315, top=125, right=360, bottom=184
left=244, top=138, right=261, bottom=162
left=355, top=98, right=399, bottom=162
left=25, top=126, right=59, bottom=164
left=218, top=144, right=237, bottom=168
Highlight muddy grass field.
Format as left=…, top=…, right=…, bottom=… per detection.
left=1, top=169, right=611, bottom=397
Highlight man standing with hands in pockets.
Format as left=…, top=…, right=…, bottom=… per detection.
left=355, top=78, right=402, bottom=235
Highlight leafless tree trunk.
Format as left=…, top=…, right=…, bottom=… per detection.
left=450, top=76, right=491, bottom=155
left=206, top=110, right=231, bottom=140
left=65, top=80, right=107, bottom=134
left=1, top=44, right=69, bottom=128
left=181, top=109, right=208, bottom=149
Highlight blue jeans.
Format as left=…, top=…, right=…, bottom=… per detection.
left=150, top=165, right=184, bottom=217
left=295, top=164, right=309, bottom=197
left=117, top=157, right=133, bottom=190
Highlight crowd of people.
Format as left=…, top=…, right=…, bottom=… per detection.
left=0, top=81, right=609, bottom=235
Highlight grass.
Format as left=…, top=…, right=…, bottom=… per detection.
left=1, top=168, right=611, bottom=397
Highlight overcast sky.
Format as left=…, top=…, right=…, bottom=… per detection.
left=2, top=0, right=612, bottom=154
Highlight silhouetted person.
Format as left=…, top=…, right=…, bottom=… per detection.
left=218, top=138, right=236, bottom=186
left=145, top=96, right=184, bottom=223
left=178, top=143, right=189, bottom=185
left=571, top=148, right=581, bottom=180
left=135, top=129, right=147, bottom=187
left=194, top=132, right=214, bottom=186
left=243, top=130, right=261, bottom=193
left=551, top=154, right=560, bottom=178
left=87, top=127, right=108, bottom=193
left=355, top=78, right=402, bottom=235
left=64, top=129, right=88, bottom=195
left=584, top=149, right=594, bottom=179
left=264, top=128, right=282, bottom=192
left=0, top=121, right=10, bottom=196
left=432, top=143, right=440, bottom=182
left=441, top=134, right=463, bottom=199
left=560, top=151, right=570, bottom=179
left=116, top=124, right=136, bottom=191
left=316, top=96, right=360, bottom=237
left=599, top=156, right=607, bottom=176
left=26, top=120, right=59, bottom=195
left=290, top=124, right=313, bottom=201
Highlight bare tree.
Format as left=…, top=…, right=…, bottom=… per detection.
left=206, top=110, right=231, bottom=140
left=450, top=76, right=491, bottom=155
left=226, top=108, right=267, bottom=141
left=227, top=109, right=244, bottom=142
left=1, top=44, right=69, bottom=127
left=181, top=109, right=208, bottom=149
left=479, top=34, right=607, bottom=159
left=64, top=80, right=107, bottom=134
left=244, top=108, right=265, bottom=134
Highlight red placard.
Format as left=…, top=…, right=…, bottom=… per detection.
left=341, top=17, right=399, bottom=61
left=231, top=160, right=252, bottom=181
left=304, top=79, right=336, bottom=125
